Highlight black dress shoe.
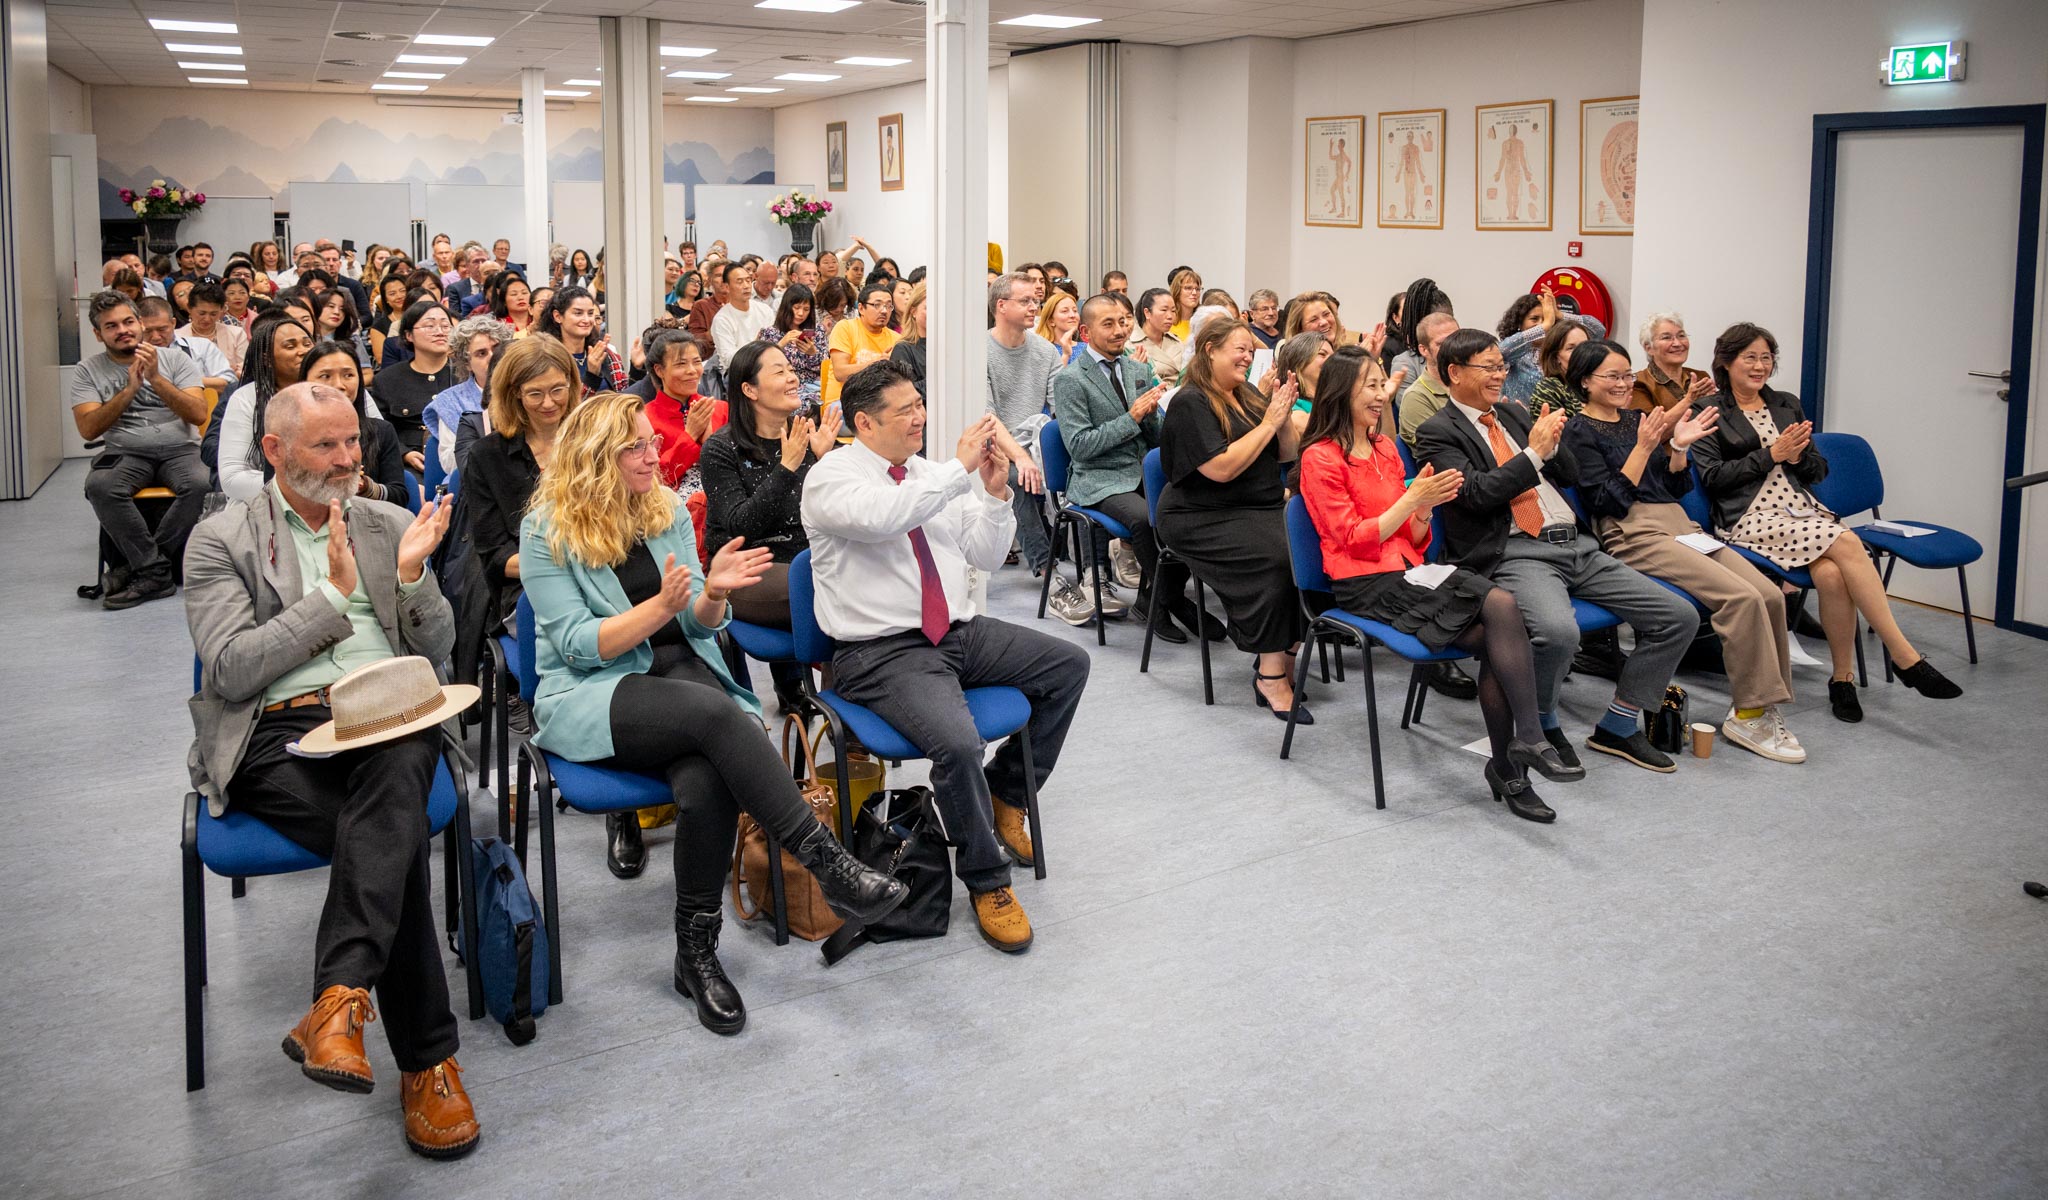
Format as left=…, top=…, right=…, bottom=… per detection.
left=1485, top=761, right=1556, bottom=823
left=673, top=911, right=745, bottom=1035
left=1829, top=679, right=1864, bottom=723
left=1585, top=727, right=1677, bottom=773
left=1508, top=738, right=1585, bottom=782
left=1896, top=657, right=1963, bottom=699
left=1132, top=592, right=1189, bottom=644
left=1426, top=660, right=1478, bottom=700
left=1542, top=726, right=1583, bottom=771
left=605, top=812, right=647, bottom=879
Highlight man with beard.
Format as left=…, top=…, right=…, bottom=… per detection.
left=182, top=381, right=480, bottom=1160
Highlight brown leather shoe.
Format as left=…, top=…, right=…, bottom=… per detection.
left=401, top=1057, right=481, bottom=1160
left=992, top=798, right=1034, bottom=868
left=971, top=887, right=1033, bottom=954
left=281, top=985, right=376, bottom=1093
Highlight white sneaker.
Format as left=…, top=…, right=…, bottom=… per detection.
left=1722, top=707, right=1806, bottom=764
left=1081, top=568, right=1131, bottom=616
left=1109, top=539, right=1144, bottom=590
left=1046, top=578, right=1097, bottom=626
left=1767, top=706, right=1805, bottom=759
left=1786, top=633, right=1825, bottom=669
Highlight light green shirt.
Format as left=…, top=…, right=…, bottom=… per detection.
left=1397, top=373, right=1453, bottom=449
left=261, top=483, right=419, bottom=706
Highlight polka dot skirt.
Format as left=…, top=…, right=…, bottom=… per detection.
left=1720, top=407, right=1844, bottom=570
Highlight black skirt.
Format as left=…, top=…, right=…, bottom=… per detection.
left=1157, top=505, right=1303, bottom=653
left=1330, top=567, right=1496, bottom=652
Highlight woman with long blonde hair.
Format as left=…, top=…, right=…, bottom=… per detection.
left=1034, top=289, right=1082, bottom=363
left=1167, top=266, right=1203, bottom=341
left=519, top=392, right=907, bottom=1036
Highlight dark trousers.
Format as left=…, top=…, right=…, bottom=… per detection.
left=601, top=656, right=824, bottom=913
left=1011, top=461, right=1052, bottom=572
left=1084, top=489, right=1158, bottom=577
left=831, top=616, right=1090, bottom=893
left=227, top=709, right=457, bottom=1073
left=729, top=561, right=804, bottom=698
left=84, top=444, right=208, bottom=577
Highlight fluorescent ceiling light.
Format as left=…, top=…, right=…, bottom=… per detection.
left=686, top=96, right=740, bottom=103
left=395, top=53, right=466, bottom=65
left=189, top=76, right=248, bottom=85
left=999, top=14, right=1102, bottom=28
left=543, top=89, right=590, bottom=97
left=164, top=42, right=241, bottom=54
left=563, top=78, right=601, bottom=86
left=774, top=72, right=840, bottom=82
left=666, top=69, right=731, bottom=79
left=727, top=86, right=783, bottom=93
left=383, top=70, right=444, bottom=79
left=372, top=83, right=428, bottom=91
left=412, top=34, right=494, bottom=47
left=150, top=19, right=237, bottom=34
left=756, top=0, right=861, bottom=12
left=836, top=56, right=910, bottom=66
left=178, top=61, right=244, bottom=70
left=661, top=46, right=715, bottom=57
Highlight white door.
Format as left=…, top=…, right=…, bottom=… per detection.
left=51, top=134, right=102, bottom=460
left=1823, top=125, right=2024, bottom=614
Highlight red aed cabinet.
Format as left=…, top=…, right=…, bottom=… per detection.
left=1530, top=266, right=1613, bottom=329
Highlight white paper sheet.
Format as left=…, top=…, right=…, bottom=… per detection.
left=1404, top=563, right=1457, bottom=590
left=1676, top=532, right=1725, bottom=554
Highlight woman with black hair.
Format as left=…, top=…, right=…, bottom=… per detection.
left=1379, top=291, right=1408, bottom=371
left=536, top=285, right=627, bottom=392
left=371, top=299, right=459, bottom=469
left=563, top=248, right=596, bottom=289
left=207, top=310, right=316, bottom=500
left=311, top=287, right=373, bottom=370
left=301, top=339, right=408, bottom=504
left=489, top=270, right=535, bottom=334
left=1389, top=278, right=1452, bottom=393
left=758, top=283, right=823, bottom=404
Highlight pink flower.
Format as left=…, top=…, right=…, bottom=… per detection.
left=148, top=187, right=164, bottom=199
left=118, top=189, right=134, bottom=202
left=191, top=192, right=205, bottom=204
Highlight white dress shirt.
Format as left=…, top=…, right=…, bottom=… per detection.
left=711, top=301, right=775, bottom=371
left=173, top=334, right=236, bottom=392
left=1450, top=398, right=1577, bottom=529
left=801, top=438, right=1016, bottom=642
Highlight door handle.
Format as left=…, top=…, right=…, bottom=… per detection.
left=1967, top=369, right=2011, bottom=381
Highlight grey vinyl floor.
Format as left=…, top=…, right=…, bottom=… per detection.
left=3, top=459, right=2045, bottom=1199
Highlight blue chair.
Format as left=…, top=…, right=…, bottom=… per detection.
left=1810, top=431, right=1981, bottom=666
left=1557, top=485, right=1711, bottom=618
left=1138, top=448, right=1217, bottom=704
left=401, top=469, right=423, bottom=514
left=422, top=433, right=452, bottom=499
left=788, top=550, right=1046, bottom=879
left=1036, top=420, right=1132, bottom=646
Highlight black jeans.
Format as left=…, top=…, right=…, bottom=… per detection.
left=600, top=655, right=824, bottom=913
left=728, top=561, right=805, bottom=698
left=831, top=616, right=1090, bottom=893
left=84, top=445, right=208, bottom=577
left=227, top=709, right=457, bottom=1073
left=1083, top=489, right=1157, bottom=577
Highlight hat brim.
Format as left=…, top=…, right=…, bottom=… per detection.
left=293, top=684, right=481, bottom=755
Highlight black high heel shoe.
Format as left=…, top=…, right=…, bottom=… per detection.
left=1254, top=671, right=1313, bottom=725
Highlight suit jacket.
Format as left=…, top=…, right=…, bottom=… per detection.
left=1050, top=351, right=1161, bottom=507
left=184, top=493, right=456, bottom=813
left=1687, top=388, right=1828, bottom=533
left=1412, top=398, right=1580, bottom=577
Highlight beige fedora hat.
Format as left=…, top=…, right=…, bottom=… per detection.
left=294, top=656, right=481, bottom=755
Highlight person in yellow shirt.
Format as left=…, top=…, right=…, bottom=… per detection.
left=825, top=282, right=901, bottom=409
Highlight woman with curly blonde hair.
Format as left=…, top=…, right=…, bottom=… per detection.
left=518, top=391, right=907, bottom=1036
left=1167, top=266, right=1203, bottom=341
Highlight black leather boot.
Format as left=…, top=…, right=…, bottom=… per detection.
left=792, top=824, right=909, bottom=924
left=674, top=910, right=745, bottom=1035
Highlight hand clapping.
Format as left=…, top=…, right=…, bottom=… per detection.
left=808, top=404, right=841, bottom=457
left=705, top=538, right=772, bottom=601
left=1770, top=420, right=1813, bottom=464
left=1636, top=403, right=1679, bottom=449
left=1406, top=463, right=1464, bottom=514
left=396, top=491, right=453, bottom=584
left=1670, top=404, right=1719, bottom=450
left=1527, top=402, right=1568, bottom=458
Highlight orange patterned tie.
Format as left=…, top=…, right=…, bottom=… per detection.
left=1478, top=410, right=1545, bottom=539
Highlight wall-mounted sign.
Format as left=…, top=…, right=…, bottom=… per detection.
left=1883, top=40, right=1966, bottom=86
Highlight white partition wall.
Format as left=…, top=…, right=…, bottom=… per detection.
left=693, top=183, right=815, bottom=259
left=178, top=196, right=275, bottom=261
left=551, top=180, right=604, bottom=262
left=424, top=184, right=528, bottom=258
left=286, top=182, right=412, bottom=249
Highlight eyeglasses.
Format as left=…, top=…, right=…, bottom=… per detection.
left=1590, top=370, right=1636, bottom=385
left=1457, top=361, right=1509, bottom=377
left=412, top=318, right=452, bottom=332
left=619, top=434, right=666, bottom=459
left=861, top=298, right=892, bottom=311
left=521, top=384, right=572, bottom=404
left=1735, top=353, right=1775, bottom=368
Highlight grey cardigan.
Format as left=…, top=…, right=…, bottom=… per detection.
left=1049, top=350, right=1162, bottom=507
left=184, top=491, right=456, bottom=813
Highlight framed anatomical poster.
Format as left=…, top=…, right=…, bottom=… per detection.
left=1377, top=108, right=1444, bottom=230
left=1475, top=99, right=1552, bottom=231
left=1580, top=96, right=1638, bottom=235
left=1304, top=115, right=1365, bottom=228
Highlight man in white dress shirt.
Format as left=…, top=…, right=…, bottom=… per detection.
left=711, top=261, right=775, bottom=372
left=802, top=360, right=1091, bottom=955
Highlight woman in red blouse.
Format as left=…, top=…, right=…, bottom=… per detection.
left=641, top=328, right=728, bottom=492
left=1298, top=346, right=1575, bottom=820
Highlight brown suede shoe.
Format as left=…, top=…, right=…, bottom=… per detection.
left=992, top=798, right=1034, bottom=867
left=401, top=1057, right=481, bottom=1160
left=971, top=887, right=1033, bottom=954
left=281, top=985, right=377, bottom=1093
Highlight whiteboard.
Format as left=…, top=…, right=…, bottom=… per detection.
left=178, top=196, right=274, bottom=260
left=551, top=180, right=604, bottom=261
left=693, top=183, right=815, bottom=261
left=425, top=184, right=529, bottom=260
left=286, top=182, right=412, bottom=252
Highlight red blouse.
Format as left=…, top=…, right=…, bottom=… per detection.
left=645, top=390, right=729, bottom=487
left=1298, top=435, right=1431, bottom=580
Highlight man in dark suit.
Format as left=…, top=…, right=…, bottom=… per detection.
left=1414, top=328, right=1698, bottom=773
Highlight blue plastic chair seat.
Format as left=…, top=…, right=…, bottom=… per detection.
left=1649, top=575, right=1711, bottom=615
left=727, top=619, right=796, bottom=662
left=1856, top=523, right=1982, bottom=569
left=197, top=762, right=458, bottom=878
left=1572, top=598, right=1622, bottom=633
left=1064, top=505, right=1131, bottom=538
left=1728, top=545, right=1811, bottom=589
left=542, top=755, right=672, bottom=814
left=817, top=686, right=1032, bottom=761
left=1315, top=609, right=1468, bottom=663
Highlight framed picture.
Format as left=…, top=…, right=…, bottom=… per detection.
left=825, top=121, right=848, bottom=192
left=1376, top=108, right=1444, bottom=229
left=1304, top=115, right=1365, bottom=228
left=1580, top=96, right=1637, bottom=235
left=1474, top=99, right=1553, bottom=231
left=877, top=113, right=904, bottom=192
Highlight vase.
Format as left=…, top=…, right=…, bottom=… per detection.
left=142, top=216, right=184, bottom=257
left=787, top=220, right=819, bottom=257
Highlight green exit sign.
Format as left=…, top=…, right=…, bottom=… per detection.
left=1883, top=40, right=1966, bottom=86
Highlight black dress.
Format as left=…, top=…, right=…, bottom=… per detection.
left=1157, top=391, right=1303, bottom=653
left=371, top=357, right=460, bottom=454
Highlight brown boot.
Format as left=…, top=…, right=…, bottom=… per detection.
left=971, top=887, right=1034, bottom=954
left=401, top=1057, right=481, bottom=1160
left=992, top=798, right=1034, bottom=867
left=281, top=985, right=377, bottom=1093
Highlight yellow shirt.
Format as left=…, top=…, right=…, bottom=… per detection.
left=824, top=319, right=901, bottom=403
left=1170, top=319, right=1191, bottom=343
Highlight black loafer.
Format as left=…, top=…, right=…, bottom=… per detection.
left=1485, top=761, right=1556, bottom=823
left=1132, top=593, right=1188, bottom=644
left=1828, top=679, right=1864, bottom=723
left=1427, top=661, right=1479, bottom=701
left=606, top=812, right=647, bottom=879
left=1542, top=726, right=1583, bottom=771
left=1585, top=727, right=1677, bottom=773
left=1509, top=738, right=1585, bottom=782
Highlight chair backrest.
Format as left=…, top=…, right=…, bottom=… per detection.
left=1038, top=419, right=1071, bottom=496
left=193, top=654, right=202, bottom=695
left=788, top=549, right=835, bottom=665
left=514, top=592, right=539, bottom=703
left=1809, top=430, right=1883, bottom=518
left=1283, top=494, right=1332, bottom=593
left=422, top=434, right=446, bottom=495
left=1394, top=436, right=1419, bottom=479
left=1559, top=484, right=1592, bottom=527
left=1677, top=466, right=1714, bottom=529
left=1142, top=447, right=1166, bottom=525
left=1388, top=437, right=1448, bottom=561
left=402, top=470, right=423, bottom=513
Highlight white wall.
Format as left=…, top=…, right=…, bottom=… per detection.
left=1116, top=44, right=1180, bottom=293
left=48, top=66, right=89, bottom=135
left=1007, top=48, right=1092, bottom=273
left=771, top=67, right=1007, bottom=273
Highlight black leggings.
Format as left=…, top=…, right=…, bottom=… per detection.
left=1450, top=587, right=1546, bottom=772
left=601, top=656, right=821, bottom=912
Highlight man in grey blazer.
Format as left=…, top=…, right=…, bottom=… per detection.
left=183, top=382, right=479, bottom=1159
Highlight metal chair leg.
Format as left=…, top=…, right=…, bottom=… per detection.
left=525, top=748, right=564, bottom=1006
left=1360, top=644, right=1386, bottom=810
left=454, top=789, right=483, bottom=1020
left=1085, top=523, right=1106, bottom=647
left=1957, top=566, right=1978, bottom=663
left=1018, top=728, right=1046, bottom=880
left=1139, top=558, right=1164, bottom=673
left=1400, top=664, right=1424, bottom=730
left=1194, top=576, right=1214, bottom=706
left=1279, top=623, right=1319, bottom=760
left=1036, top=516, right=1061, bottom=620
left=182, top=793, right=206, bottom=1092
left=765, top=831, right=790, bottom=947
left=231, top=877, right=246, bottom=899
left=1317, top=636, right=1331, bottom=684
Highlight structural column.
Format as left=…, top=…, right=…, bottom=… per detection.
left=598, top=16, right=663, bottom=351
left=924, top=0, right=989, bottom=458
left=520, top=67, right=550, bottom=283
left=0, top=0, right=62, bottom=498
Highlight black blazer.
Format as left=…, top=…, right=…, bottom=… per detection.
left=1412, top=399, right=1581, bottom=577
left=1687, top=388, right=1828, bottom=532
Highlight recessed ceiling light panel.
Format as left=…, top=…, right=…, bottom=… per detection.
left=395, top=54, right=466, bottom=65
left=836, top=56, right=910, bottom=66
left=189, top=76, right=248, bottom=85
left=371, top=83, right=428, bottom=92
left=164, top=43, right=241, bottom=54
left=413, top=34, right=494, bottom=47
left=686, top=96, right=740, bottom=103
left=756, top=0, right=862, bottom=12
left=151, top=19, right=237, bottom=34
left=661, top=46, right=716, bottom=57
left=774, top=72, right=841, bottom=82
left=727, top=86, right=783, bottom=93
left=666, top=69, right=731, bottom=79
left=999, top=14, right=1101, bottom=27
left=544, top=89, right=590, bottom=97
left=383, top=70, right=445, bottom=79
left=178, top=61, right=244, bottom=70
left=564, top=78, right=602, bottom=86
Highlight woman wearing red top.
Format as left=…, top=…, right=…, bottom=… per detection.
left=1298, top=346, right=1575, bottom=821
left=641, top=329, right=728, bottom=492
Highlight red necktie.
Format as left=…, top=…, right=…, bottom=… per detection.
left=888, top=463, right=951, bottom=645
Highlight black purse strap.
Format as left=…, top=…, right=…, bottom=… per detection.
left=505, top=919, right=538, bottom=1044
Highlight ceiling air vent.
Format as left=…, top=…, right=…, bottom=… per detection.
left=334, top=31, right=408, bottom=42
left=323, top=58, right=371, bottom=68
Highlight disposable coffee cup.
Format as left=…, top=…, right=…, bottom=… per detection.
left=1690, top=722, right=1716, bottom=759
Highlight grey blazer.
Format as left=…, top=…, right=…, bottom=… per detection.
left=1050, top=351, right=1161, bottom=507
left=183, top=491, right=456, bottom=813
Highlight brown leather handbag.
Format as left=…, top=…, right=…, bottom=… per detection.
left=731, top=716, right=845, bottom=942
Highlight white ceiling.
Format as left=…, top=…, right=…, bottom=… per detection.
left=47, top=0, right=1551, bottom=108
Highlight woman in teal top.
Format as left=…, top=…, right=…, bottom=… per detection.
left=519, top=391, right=905, bottom=1036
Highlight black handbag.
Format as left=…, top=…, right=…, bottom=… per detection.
left=820, top=787, right=954, bottom=966
left=1648, top=684, right=1689, bottom=754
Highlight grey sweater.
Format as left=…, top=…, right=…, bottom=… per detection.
left=986, top=332, right=1061, bottom=437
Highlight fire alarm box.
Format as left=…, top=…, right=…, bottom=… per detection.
left=1530, top=266, right=1613, bottom=329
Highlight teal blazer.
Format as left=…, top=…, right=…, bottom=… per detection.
left=1051, top=350, right=1161, bottom=507
left=518, top=504, right=759, bottom=763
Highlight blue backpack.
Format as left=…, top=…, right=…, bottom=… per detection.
left=470, top=837, right=549, bottom=1044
